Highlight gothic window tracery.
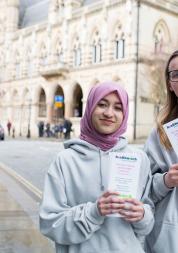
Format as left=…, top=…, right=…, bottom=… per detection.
left=91, top=30, right=102, bottom=64
left=153, top=20, right=170, bottom=54
left=39, top=88, right=47, bottom=118
left=114, top=24, right=125, bottom=59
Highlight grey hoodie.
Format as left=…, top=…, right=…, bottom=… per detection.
left=40, top=137, right=154, bottom=253
left=144, top=128, right=178, bottom=253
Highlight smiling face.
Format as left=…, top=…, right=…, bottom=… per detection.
left=168, top=56, right=178, bottom=97
left=91, top=92, right=124, bottom=135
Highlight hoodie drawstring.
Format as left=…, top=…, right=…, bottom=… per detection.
left=99, top=150, right=105, bottom=191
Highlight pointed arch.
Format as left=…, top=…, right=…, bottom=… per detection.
left=52, top=85, right=65, bottom=122
left=38, top=88, right=47, bottom=117
left=153, top=19, right=170, bottom=54
left=111, top=20, right=125, bottom=59
left=72, top=84, right=83, bottom=117
left=90, top=27, right=102, bottom=63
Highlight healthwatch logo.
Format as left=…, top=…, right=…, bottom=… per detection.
left=115, top=155, right=137, bottom=161
left=166, top=122, right=178, bottom=129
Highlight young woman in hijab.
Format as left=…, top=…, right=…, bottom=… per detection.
left=144, top=50, right=178, bottom=253
left=40, top=81, right=154, bottom=253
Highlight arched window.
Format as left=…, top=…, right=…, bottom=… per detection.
left=39, top=89, right=47, bottom=117
left=91, top=30, right=102, bottom=64
left=153, top=20, right=170, bottom=54
left=114, top=24, right=125, bottom=59
left=154, top=29, right=164, bottom=54
left=73, top=84, right=83, bottom=117
left=73, top=36, right=81, bottom=67
left=53, top=86, right=64, bottom=121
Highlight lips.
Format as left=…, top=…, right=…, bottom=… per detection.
left=100, top=119, right=115, bottom=125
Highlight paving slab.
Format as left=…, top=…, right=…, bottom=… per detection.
left=0, top=169, right=54, bottom=253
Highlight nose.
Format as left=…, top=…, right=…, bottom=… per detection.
left=103, top=106, right=114, bottom=117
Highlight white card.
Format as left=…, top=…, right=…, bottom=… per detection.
left=163, top=118, right=178, bottom=156
left=107, top=152, right=141, bottom=217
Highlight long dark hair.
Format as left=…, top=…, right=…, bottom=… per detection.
left=157, top=50, right=178, bottom=149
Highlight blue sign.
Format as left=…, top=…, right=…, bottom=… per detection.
left=55, top=95, right=64, bottom=102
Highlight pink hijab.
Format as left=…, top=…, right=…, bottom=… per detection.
left=80, top=81, right=129, bottom=151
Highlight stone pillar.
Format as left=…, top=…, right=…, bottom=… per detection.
left=64, top=100, right=73, bottom=118
left=46, top=102, right=53, bottom=123
left=31, top=102, right=39, bottom=137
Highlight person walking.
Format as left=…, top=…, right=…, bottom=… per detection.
left=63, top=118, right=73, bottom=139
left=144, top=50, right=178, bottom=253
left=45, top=122, right=51, bottom=137
left=38, top=121, right=44, bottom=137
left=7, top=121, right=12, bottom=136
left=40, top=81, right=154, bottom=253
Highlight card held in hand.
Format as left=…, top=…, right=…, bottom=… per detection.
left=107, top=152, right=141, bottom=217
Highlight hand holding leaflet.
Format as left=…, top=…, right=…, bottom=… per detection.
left=107, top=152, right=141, bottom=217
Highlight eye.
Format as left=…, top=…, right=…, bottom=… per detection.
left=97, top=102, right=107, bottom=108
left=115, top=105, right=123, bottom=111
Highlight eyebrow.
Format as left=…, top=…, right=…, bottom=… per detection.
left=99, top=98, right=122, bottom=105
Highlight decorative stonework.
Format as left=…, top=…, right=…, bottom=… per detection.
left=0, top=0, right=178, bottom=139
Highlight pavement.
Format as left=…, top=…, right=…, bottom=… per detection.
left=0, top=165, right=55, bottom=253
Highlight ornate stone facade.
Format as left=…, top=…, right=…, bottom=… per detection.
left=0, top=0, right=178, bottom=139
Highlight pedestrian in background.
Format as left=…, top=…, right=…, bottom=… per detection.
left=38, top=121, right=44, bottom=137
left=40, top=81, right=154, bottom=253
left=7, top=120, right=12, bottom=136
left=63, top=118, right=72, bottom=139
left=45, top=122, right=51, bottom=137
left=144, top=50, right=178, bottom=253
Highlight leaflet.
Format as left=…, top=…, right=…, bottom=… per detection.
left=163, top=118, right=178, bottom=156
left=107, top=152, right=141, bottom=217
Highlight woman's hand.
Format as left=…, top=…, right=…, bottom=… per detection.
left=118, top=198, right=145, bottom=222
left=164, top=164, right=178, bottom=188
left=97, top=191, right=144, bottom=222
left=97, top=191, right=125, bottom=216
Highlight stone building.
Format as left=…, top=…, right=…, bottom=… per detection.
left=0, top=0, right=178, bottom=140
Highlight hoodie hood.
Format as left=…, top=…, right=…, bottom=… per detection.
left=63, top=137, right=128, bottom=191
left=64, top=137, right=128, bottom=155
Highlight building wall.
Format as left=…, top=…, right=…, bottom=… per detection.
left=0, top=0, right=178, bottom=140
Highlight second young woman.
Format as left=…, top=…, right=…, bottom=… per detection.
left=144, top=50, right=178, bottom=253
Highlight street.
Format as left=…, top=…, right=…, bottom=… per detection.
left=0, top=139, right=64, bottom=191
left=0, top=138, right=64, bottom=253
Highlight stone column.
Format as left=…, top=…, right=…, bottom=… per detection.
left=46, top=102, right=53, bottom=123
left=64, top=99, right=73, bottom=118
